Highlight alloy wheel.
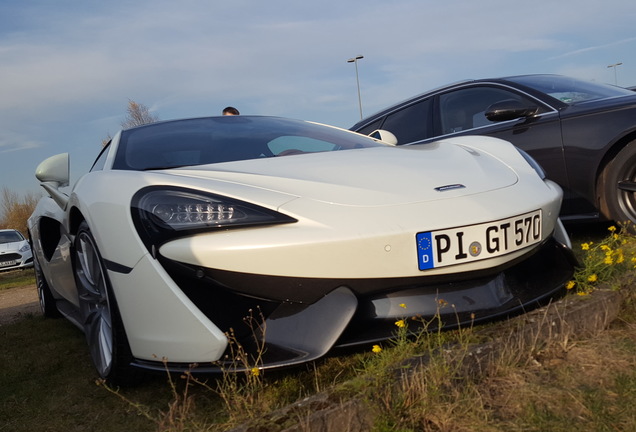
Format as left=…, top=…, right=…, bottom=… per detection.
left=75, top=229, right=114, bottom=378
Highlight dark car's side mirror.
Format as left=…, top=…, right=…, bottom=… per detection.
left=485, top=99, right=539, bottom=122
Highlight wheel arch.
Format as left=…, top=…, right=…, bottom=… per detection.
left=595, top=130, right=636, bottom=207
left=68, top=206, right=86, bottom=236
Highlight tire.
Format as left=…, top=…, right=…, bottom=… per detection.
left=599, top=139, right=636, bottom=229
left=33, top=252, right=61, bottom=318
left=74, top=221, right=140, bottom=385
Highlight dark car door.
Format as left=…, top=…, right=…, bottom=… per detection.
left=358, top=85, right=567, bottom=187
left=430, top=84, right=605, bottom=216
left=432, top=85, right=567, bottom=187
left=355, top=83, right=582, bottom=214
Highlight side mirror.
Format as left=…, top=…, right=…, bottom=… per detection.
left=368, top=129, right=398, bottom=146
left=35, top=153, right=70, bottom=209
left=35, top=153, right=70, bottom=187
left=485, top=100, right=539, bottom=122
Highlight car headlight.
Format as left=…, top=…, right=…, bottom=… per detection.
left=516, top=147, right=546, bottom=179
left=19, top=244, right=30, bottom=253
left=131, top=186, right=297, bottom=253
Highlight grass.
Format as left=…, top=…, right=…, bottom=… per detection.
left=362, top=222, right=636, bottom=431
left=1, top=316, right=157, bottom=431
left=467, top=300, right=636, bottom=431
left=2, top=223, right=636, bottom=431
left=0, top=268, right=35, bottom=290
left=0, top=310, right=370, bottom=431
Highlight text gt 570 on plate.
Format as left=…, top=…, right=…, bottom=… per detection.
left=416, top=210, right=542, bottom=270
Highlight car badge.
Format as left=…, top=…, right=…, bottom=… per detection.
left=434, top=184, right=466, bottom=192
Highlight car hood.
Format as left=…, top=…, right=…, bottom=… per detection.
left=167, top=142, right=519, bottom=207
left=0, top=241, right=23, bottom=252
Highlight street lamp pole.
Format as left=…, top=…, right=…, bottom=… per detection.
left=607, top=62, right=623, bottom=85
left=347, top=55, right=364, bottom=120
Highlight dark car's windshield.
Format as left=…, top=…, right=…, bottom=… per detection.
left=113, top=116, right=385, bottom=171
left=0, top=230, right=24, bottom=244
left=507, top=75, right=634, bottom=104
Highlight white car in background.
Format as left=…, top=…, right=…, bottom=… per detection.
left=0, top=229, right=33, bottom=271
left=27, top=115, right=576, bottom=384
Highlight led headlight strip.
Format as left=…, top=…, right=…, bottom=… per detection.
left=131, top=186, right=297, bottom=253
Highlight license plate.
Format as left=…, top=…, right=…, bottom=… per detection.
left=416, top=210, right=542, bottom=270
left=0, top=260, right=17, bottom=267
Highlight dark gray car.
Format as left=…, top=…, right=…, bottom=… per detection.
left=352, top=74, right=636, bottom=225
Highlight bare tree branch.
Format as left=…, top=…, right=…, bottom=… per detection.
left=101, top=100, right=160, bottom=147
left=121, top=100, right=160, bottom=129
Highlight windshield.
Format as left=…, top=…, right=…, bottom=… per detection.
left=507, top=75, right=634, bottom=104
left=113, top=116, right=385, bottom=171
left=0, top=230, right=24, bottom=244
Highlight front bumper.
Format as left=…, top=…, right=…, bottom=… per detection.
left=133, top=237, right=575, bottom=373
left=0, top=252, right=34, bottom=271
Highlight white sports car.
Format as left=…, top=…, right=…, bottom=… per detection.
left=28, top=115, right=575, bottom=383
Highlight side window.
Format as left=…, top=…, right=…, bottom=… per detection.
left=438, top=86, right=545, bottom=135
left=381, top=98, right=432, bottom=145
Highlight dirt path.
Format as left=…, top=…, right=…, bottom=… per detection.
left=0, top=285, right=39, bottom=326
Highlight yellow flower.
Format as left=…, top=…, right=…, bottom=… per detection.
left=372, top=344, right=382, bottom=353
left=617, top=252, right=625, bottom=264
left=577, top=291, right=589, bottom=296
left=587, top=274, right=598, bottom=283
left=601, top=245, right=611, bottom=251
left=604, top=256, right=614, bottom=265
left=581, top=243, right=590, bottom=250
left=565, top=280, right=576, bottom=290
left=395, top=319, right=406, bottom=328
left=608, top=225, right=617, bottom=232
left=399, top=303, right=407, bottom=309
left=250, top=367, right=260, bottom=377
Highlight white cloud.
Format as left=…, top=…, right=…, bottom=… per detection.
left=0, top=133, right=42, bottom=153
left=548, top=37, right=636, bottom=61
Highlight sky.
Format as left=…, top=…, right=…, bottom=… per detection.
left=1, top=0, right=635, bottom=197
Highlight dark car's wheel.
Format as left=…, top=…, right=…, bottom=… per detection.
left=599, top=140, right=636, bottom=228
left=74, top=221, right=139, bottom=385
left=33, top=252, right=61, bottom=318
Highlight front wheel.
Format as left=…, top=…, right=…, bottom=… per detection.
left=599, top=140, right=636, bottom=229
left=33, top=251, right=61, bottom=318
left=74, top=221, right=139, bottom=385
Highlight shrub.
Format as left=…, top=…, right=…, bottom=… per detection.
left=0, top=188, right=40, bottom=235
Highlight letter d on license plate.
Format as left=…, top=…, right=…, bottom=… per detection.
left=416, top=209, right=542, bottom=270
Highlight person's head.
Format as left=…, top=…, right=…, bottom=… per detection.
left=222, top=106, right=240, bottom=116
